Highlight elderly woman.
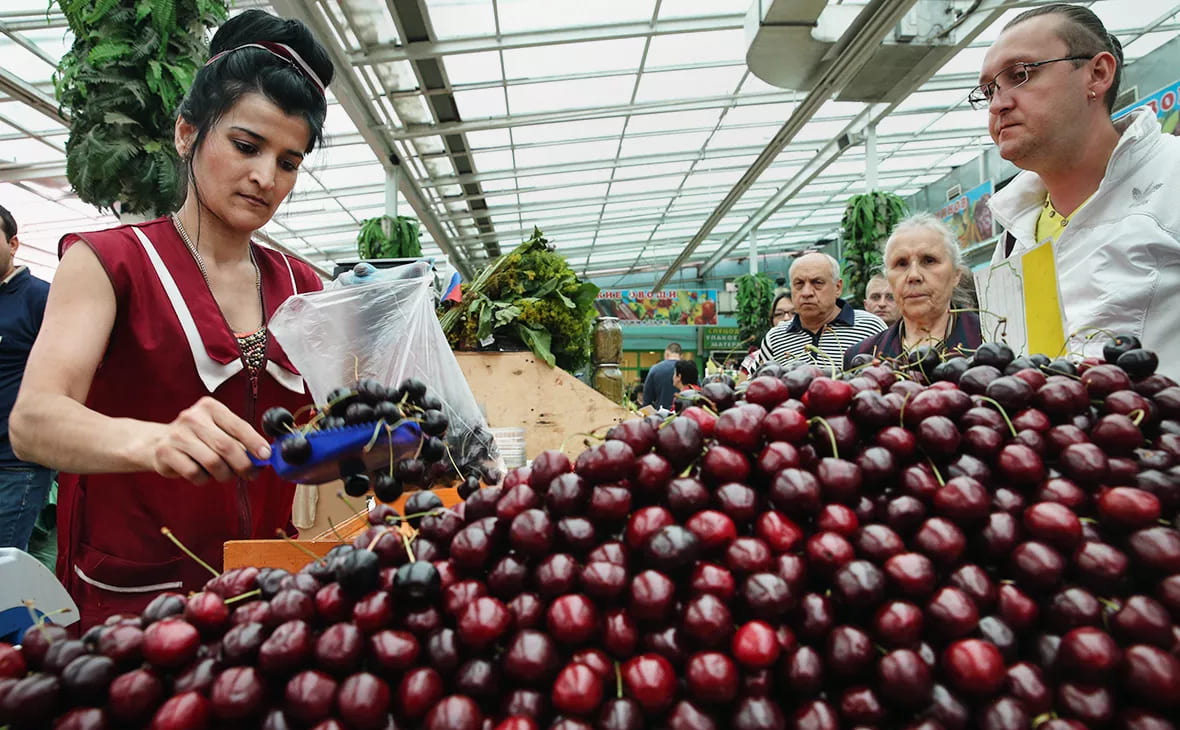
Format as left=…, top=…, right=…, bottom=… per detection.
left=844, top=213, right=982, bottom=368
left=739, top=291, right=795, bottom=377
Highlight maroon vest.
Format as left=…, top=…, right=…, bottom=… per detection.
left=56, top=217, right=322, bottom=630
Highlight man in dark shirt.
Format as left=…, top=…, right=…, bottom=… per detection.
left=642, top=342, right=682, bottom=410
left=0, top=205, right=52, bottom=550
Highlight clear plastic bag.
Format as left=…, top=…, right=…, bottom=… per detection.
left=268, top=261, right=498, bottom=482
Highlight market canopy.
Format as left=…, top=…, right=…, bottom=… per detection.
left=1, top=0, right=1178, bottom=284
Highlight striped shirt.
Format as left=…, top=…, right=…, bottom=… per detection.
left=758, top=299, right=887, bottom=374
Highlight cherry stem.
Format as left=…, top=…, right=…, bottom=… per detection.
left=898, top=390, right=915, bottom=429
left=326, top=515, right=348, bottom=544
left=804, top=345, right=838, bottom=379
left=808, top=416, right=839, bottom=460
left=367, top=526, right=391, bottom=552
left=352, top=354, right=361, bottom=385
left=402, top=531, right=417, bottom=563
left=975, top=396, right=1018, bottom=438
left=443, top=442, right=464, bottom=480
left=336, top=491, right=365, bottom=516
left=1129, top=408, right=1145, bottom=426
left=274, top=529, right=328, bottom=566
left=385, top=509, right=445, bottom=525
left=161, top=527, right=220, bottom=578
left=925, top=457, right=946, bottom=487
left=23, top=601, right=71, bottom=638
left=614, top=661, right=623, bottom=699
left=224, top=589, right=262, bottom=605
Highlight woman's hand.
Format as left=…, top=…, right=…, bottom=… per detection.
left=149, top=397, right=272, bottom=484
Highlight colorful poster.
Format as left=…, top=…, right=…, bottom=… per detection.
left=938, top=180, right=996, bottom=249
left=595, top=290, right=718, bottom=325
left=1114, top=78, right=1180, bottom=135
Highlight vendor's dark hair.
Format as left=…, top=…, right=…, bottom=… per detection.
left=0, top=204, right=15, bottom=241
left=674, top=359, right=699, bottom=387
left=770, top=292, right=792, bottom=316
left=1006, top=4, right=1123, bottom=111
left=178, top=10, right=333, bottom=157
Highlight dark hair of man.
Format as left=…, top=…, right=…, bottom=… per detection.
left=665, top=342, right=682, bottom=355
left=674, top=359, right=699, bottom=387
left=176, top=10, right=335, bottom=213
left=0, top=204, right=15, bottom=242
left=1005, top=3, right=1123, bottom=111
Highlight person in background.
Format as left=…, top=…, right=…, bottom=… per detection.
left=642, top=342, right=682, bottom=410
left=0, top=204, right=52, bottom=551
left=672, top=359, right=700, bottom=392
left=758, top=252, right=886, bottom=372
left=845, top=214, right=982, bottom=367
left=739, top=291, right=795, bottom=378
left=978, top=3, right=1180, bottom=368
left=864, top=272, right=899, bottom=324
left=10, top=10, right=334, bottom=630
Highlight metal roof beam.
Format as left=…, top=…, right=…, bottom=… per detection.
left=695, top=0, right=1014, bottom=277
left=351, top=14, right=745, bottom=64
left=653, top=0, right=921, bottom=290
left=269, top=0, right=474, bottom=280
left=390, top=90, right=799, bottom=140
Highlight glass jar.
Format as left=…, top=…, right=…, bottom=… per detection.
left=592, top=363, right=625, bottom=404
left=592, top=316, right=623, bottom=365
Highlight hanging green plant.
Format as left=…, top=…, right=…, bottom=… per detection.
left=54, top=0, right=229, bottom=217
left=356, top=215, right=423, bottom=259
left=840, top=191, right=908, bottom=305
left=734, top=272, right=775, bottom=346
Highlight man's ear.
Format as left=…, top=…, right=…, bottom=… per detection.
left=1088, top=50, right=1118, bottom=102
left=7, top=235, right=18, bottom=256
left=834, top=278, right=844, bottom=297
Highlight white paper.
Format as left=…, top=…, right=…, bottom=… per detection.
left=974, top=258, right=1028, bottom=355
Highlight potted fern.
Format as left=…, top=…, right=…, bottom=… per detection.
left=54, top=0, right=229, bottom=218
left=734, top=272, right=775, bottom=348
left=356, top=215, right=423, bottom=259
left=840, top=191, right=908, bottom=304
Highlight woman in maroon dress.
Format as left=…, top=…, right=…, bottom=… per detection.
left=10, top=10, right=335, bottom=629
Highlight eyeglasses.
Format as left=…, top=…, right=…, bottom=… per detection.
left=968, top=55, right=1094, bottom=109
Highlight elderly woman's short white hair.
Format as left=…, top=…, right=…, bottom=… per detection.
left=789, top=252, right=842, bottom=283
left=883, top=213, right=963, bottom=269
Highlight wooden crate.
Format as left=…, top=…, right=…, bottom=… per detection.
left=223, top=487, right=462, bottom=572
left=455, top=351, right=632, bottom=460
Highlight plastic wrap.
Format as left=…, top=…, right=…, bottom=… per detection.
left=268, top=261, right=497, bottom=481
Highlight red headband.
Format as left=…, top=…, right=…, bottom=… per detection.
left=204, top=41, right=326, bottom=96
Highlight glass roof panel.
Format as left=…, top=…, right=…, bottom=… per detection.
left=512, top=138, right=620, bottom=167
left=625, top=108, right=722, bottom=134
left=613, top=161, right=694, bottom=179
left=452, top=87, right=509, bottom=118
left=511, top=117, right=626, bottom=145
left=643, top=29, right=747, bottom=67
left=634, top=66, right=745, bottom=103
left=707, top=125, right=778, bottom=151
left=618, top=129, right=711, bottom=158
left=471, top=148, right=516, bottom=172
left=516, top=182, right=611, bottom=205
left=658, top=0, right=748, bottom=20
left=502, top=38, right=646, bottom=78
left=1092, top=0, right=1178, bottom=29
left=507, top=75, right=636, bottom=114
left=516, top=169, right=613, bottom=189
left=1123, top=31, right=1180, bottom=61
left=443, top=51, right=504, bottom=85
left=606, top=176, right=685, bottom=196
left=722, top=102, right=796, bottom=126
left=495, top=0, right=657, bottom=34
left=426, top=0, right=498, bottom=40
left=465, top=128, right=513, bottom=149
left=875, top=112, right=943, bottom=136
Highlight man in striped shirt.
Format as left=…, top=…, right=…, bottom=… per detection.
left=757, top=252, right=887, bottom=374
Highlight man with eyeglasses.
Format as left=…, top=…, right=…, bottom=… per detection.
left=976, top=4, right=1180, bottom=371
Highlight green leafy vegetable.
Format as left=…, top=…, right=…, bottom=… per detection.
left=439, top=227, right=599, bottom=371
left=356, top=215, right=423, bottom=259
